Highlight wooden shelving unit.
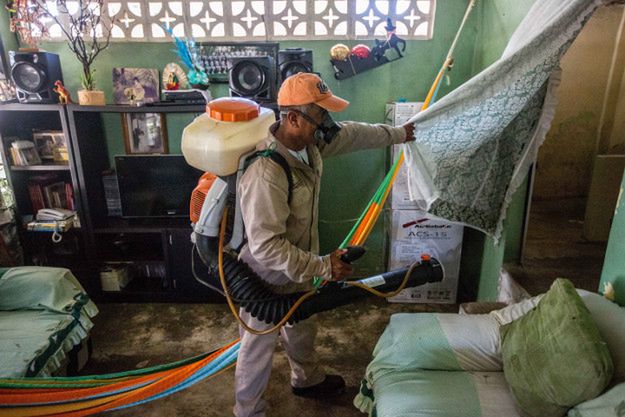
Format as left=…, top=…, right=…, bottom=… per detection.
left=0, top=103, right=87, bottom=278
left=0, top=102, right=222, bottom=302
left=65, top=104, right=222, bottom=302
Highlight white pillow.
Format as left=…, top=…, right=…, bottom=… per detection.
left=566, top=383, right=625, bottom=417
left=489, top=294, right=542, bottom=325
left=577, top=290, right=625, bottom=383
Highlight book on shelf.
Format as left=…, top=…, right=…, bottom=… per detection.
left=65, top=183, right=75, bottom=210
left=26, top=174, right=74, bottom=212
left=27, top=217, right=74, bottom=232
left=27, top=183, right=46, bottom=212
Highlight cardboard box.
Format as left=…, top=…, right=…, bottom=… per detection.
left=385, top=102, right=422, bottom=127
left=388, top=210, right=463, bottom=304
left=386, top=103, right=424, bottom=210
left=100, top=264, right=132, bottom=291
left=391, top=144, right=420, bottom=210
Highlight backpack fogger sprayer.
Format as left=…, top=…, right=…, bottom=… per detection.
left=181, top=98, right=444, bottom=332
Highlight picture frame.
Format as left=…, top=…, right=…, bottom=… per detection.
left=43, top=181, right=69, bottom=209
left=112, top=68, right=160, bottom=104
left=121, top=113, right=168, bottom=154
left=32, top=130, right=68, bottom=162
left=10, top=139, right=41, bottom=166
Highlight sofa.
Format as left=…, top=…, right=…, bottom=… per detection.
left=354, top=282, right=625, bottom=417
left=0, top=266, right=97, bottom=377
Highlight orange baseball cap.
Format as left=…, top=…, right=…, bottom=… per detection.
left=278, top=73, right=349, bottom=112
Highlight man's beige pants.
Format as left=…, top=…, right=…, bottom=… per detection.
left=233, top=308, right=325, bottom=417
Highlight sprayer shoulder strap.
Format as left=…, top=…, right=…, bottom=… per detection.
left=245, top=150, right=293, bottom=205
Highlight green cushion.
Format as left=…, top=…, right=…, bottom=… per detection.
left=501, top=278, right=614, bottom=417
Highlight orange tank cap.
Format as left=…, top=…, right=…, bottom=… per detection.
left=420, top=254, right=431, bottom=262
left=206, top=97, right=260, bottom=122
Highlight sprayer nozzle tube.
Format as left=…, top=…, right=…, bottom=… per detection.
left=197, top=235, right=444, bottom=325
left=355, top=259, right=444, bottom=292
left=294, top=259, right=444, bottom=320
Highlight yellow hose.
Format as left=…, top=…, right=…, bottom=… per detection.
left=217, top=209, right=419, bottom=334
left=217, top=208, right=317, bottom=335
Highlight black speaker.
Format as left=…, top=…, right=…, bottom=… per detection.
left=278, top=48, right=313, bottom=83
left=9, top=51, right=63, bottom=104
left=229, top=56, right=277, bottom=103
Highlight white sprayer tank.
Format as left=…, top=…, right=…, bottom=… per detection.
left=182, top=97, right=275, bottom=176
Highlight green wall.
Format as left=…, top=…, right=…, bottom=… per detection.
left=472, top=0, right=537, bottom=73
left=600, top=169, right=625, bottom=306
left=4, top=0, right=537, bottom=297
left=32, top=1, right=480, bottom=278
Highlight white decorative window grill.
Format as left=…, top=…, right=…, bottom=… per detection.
left=37, top=0, right=435, bottom=41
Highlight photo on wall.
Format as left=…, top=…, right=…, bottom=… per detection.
left=112, top=68, right=159, bottom=104
left=121, top=113, right=168, bottom=154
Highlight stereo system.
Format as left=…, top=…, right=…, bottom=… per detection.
left=228, top=48, right=314, bottom=105
left=278, top=48, right=313, bottom=82
left=9, top=51, right=63, bottom=104
left=229, top=56, right=277, bottom=103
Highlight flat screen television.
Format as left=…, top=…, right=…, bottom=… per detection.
left=115, top=155, right=203, bottom=218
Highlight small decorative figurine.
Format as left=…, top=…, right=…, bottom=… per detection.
left=53, top=80, right=73, bottom=104
left=166, top=30, right=210, bottom=90
left=162, top=63, right=189, bottom=91
left=372, top=18, right=407, bottom=61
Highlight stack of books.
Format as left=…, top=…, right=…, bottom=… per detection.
left=27, top=217, right=75, bottom=232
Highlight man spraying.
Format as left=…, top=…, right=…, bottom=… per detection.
left=235, top=73, right=414, bottom=417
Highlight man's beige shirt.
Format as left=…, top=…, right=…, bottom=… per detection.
left=238, top=121, right=406, bottom=294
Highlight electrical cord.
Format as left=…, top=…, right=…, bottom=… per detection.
left=52, top=221, right=63, bottom=243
